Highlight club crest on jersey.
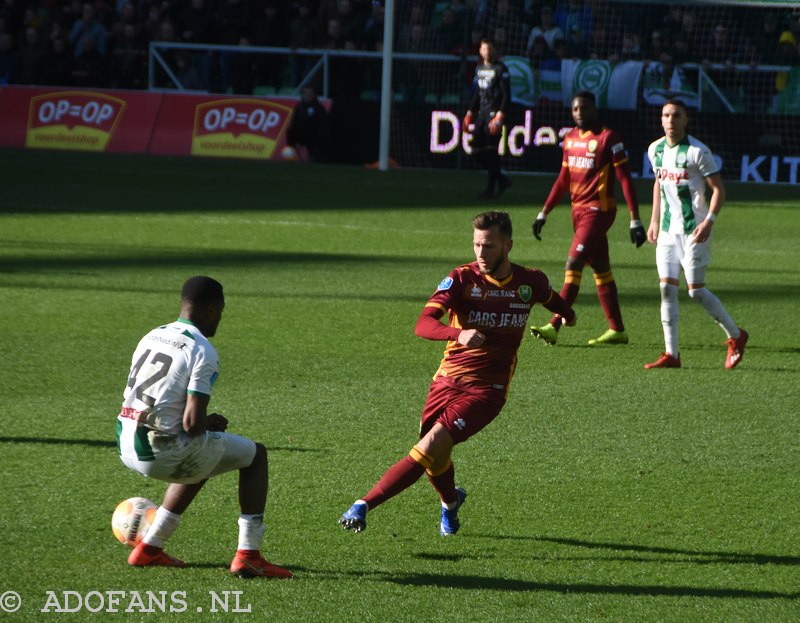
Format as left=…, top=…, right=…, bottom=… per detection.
left=437, top=277, right=454, bottom=291
left=518, top=285, right=532, bottom=302
left=676, top=151, right=687, bottom=167
left=588, top=139, right=598, bottom=152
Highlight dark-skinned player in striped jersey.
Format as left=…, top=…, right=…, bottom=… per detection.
left=463, top=38, right=512, bottom=199
left=339, top=211, right=575, bottom=536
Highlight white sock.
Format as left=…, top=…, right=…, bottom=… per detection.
left=688, top=287, right=738, bottom=339
left=660, top=282, right=679, bottom=357
left=237, top=514, right=265, bottom=551
left=442, top=499, right=458, bottom=511
left=142, top=507, right=181, bottom=548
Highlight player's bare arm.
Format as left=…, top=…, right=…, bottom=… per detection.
left=692, top=173, right=725, bottom=243
left=648, top=179, right=661, bottom=244
left=182, top=393, right=211, bottom=436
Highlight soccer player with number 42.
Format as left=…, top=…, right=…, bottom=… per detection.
left=644, top=99, right=748, bottom=370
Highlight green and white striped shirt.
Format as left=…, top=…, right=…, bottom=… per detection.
left=647, top=134, right=720, bottom=235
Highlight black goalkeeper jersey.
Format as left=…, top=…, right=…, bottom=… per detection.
left=468, top=61, right=510, bottom=119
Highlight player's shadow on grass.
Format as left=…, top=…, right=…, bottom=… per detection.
left=0, top=435, right=117, bottom=448
left=0, top=436, right=326, bottom=454
left=483, top=534, right=800, bottom=567
left=384, top=572, right=799, bottom=600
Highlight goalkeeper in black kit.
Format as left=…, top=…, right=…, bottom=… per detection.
left=463, top=38, right=511, bottom=199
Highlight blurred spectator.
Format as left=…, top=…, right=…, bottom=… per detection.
left=336, top=0, right=365, bottom=48
left=701, top=23, right=739, bottom=111
left=526, top=5, right=563, bottom=55
left=645, top=29, right=670, bottom=63
left=215, top=0, right=252, bottom=45
left=42, top=36, right=73, bottom=86
left=252, top=3, right=286, bottom=90
left=174, top=50, right=204, bottom=89
left=565, top=23, right=587, bottom=58
left=363, top=0, right=384, bottom=51
left=13, top=26, right=46, bottom=85
left=289, top=0, right=317, bottom=91
left=555, top=0, right=591, bottom=43
left=229, top=36, right=257, bottom=94
left=111, top=2, right=141, bottom=43
left=71, top=34, right=108, bottom=85
left=179, top=0, right=215, bottom=45
left=69, top=3, right=108, bottom=58
left=774, top=30, right=799, bottom=97
left=111, top=21, right=147, bottom=88
left=436, top=8, right=462, bottom=54
left=588, top=23, right=614, bottom=61
left=754, top=12, right=781, bottom=64
left=618, top=31, right=642, bottom=61
left=286, top=85, right=330, bottom=162
left=322, top=17, right=345, bottom=49
left=0, top=32, right=13, bottom=84
left=486, top=0, right=525, bottom=55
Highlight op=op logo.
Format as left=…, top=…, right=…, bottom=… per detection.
left=192, top=99, right=293, bottom=159
left=26, top=91, right=126, bottom=151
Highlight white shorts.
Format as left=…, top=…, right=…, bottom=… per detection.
left=117, top=418, right=257, bottom=485
left=656, top=230, right=712, bottom=285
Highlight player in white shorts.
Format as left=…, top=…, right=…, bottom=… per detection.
left=644, top=100, right=747, bottom=370
left=117, top=276, right=292, bottom=578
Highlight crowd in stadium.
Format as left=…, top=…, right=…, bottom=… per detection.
left=1, top=0, right=798, bottom=98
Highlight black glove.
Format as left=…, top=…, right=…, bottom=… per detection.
left=630, top=220, right=646, bottom=248
left=532, top=216, right=546, bottom=240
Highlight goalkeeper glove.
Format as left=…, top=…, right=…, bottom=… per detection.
left=629, top=220, right=646, bottom=248
left=488, top=112, right=503, bottom=135
left=532, top=212, right=547, bottom=240
left=463, top=111, right=473, bottom=129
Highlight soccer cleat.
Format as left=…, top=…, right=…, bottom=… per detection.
left=588, top=329, right=629, bottom=345
left=128, top=543, right=185, bottom=568
left=339, top=501, right=367, bottom=533
left=725, top=328, right=748, bottom=369
left=230, top=551, right=293, bottom=579
left=644, top=353, right=681, bottom=369
left=495, top=176, right=512, bottom=198
left=439, top=487, right=467, bottom=536
left=530, top=322, right=558, bottom=345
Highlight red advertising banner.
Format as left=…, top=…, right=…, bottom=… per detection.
left=0, top=86, right=300, bottom=160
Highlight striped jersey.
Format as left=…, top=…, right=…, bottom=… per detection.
left=118, top=319, right=219, bottom=435
left=425, top=262, right=553, bottom=391
left=648, top=134, right=720, bottom=234
left=558, top=126, right=629, bottom=211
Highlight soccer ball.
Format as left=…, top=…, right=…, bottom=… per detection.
left=280, top=145, right=298, bottom=161
left=111, top=497, right=157, bottom=547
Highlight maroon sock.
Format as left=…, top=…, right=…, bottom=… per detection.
left=362, top=455, right=426, bottom=510
left=597, top=279, right=624, bottom=331
left=551, top=279, right=581, bottom=329
left=426, top=461, right=457, bottom=505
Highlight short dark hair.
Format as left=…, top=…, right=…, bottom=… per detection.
left=181, top=276, right=224, bottom=306
left=480, top=37, right=494, bottom=47
left=473, top=211, right=512, bottom=238
left=572, top=90, right=596, bottom=104
left=663, top=98, right=688, bottom=113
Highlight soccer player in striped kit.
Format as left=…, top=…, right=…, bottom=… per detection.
left=644, top=99, right=747, bottom=369
left=529, top=91, right=646, bottom=346
left=339, top=211, right=575, bottom=536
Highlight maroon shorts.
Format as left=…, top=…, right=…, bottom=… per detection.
left=419, top=378, right=506, bottom=444
left=569, top=208, right=617, bottom=266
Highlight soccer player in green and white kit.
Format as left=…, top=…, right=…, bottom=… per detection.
left=645, top=100, right=747, bottom=369
left=117, top=276, right=292, bottom=578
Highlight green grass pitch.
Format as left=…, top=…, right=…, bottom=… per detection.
left=0, top=150, right=798, bottom=622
